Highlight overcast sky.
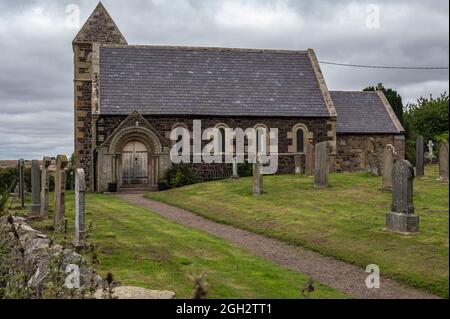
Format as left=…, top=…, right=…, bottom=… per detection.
left=0, top=0, right=448, bottom=159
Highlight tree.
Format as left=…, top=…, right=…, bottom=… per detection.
left=364, top=83, right=405, bottom=126
left=404, top=92, right=449, bottom=142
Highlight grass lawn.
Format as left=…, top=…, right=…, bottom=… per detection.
left=148, top=165, right=449, bottom=298
left=25, top=193, right=347, bottom=299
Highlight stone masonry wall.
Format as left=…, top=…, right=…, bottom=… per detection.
left=97, top=115, right=332, bottom=180
left=335, top=134, right=405, bottom=173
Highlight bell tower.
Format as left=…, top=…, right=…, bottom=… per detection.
left=73, top=2, right=127, bottom=190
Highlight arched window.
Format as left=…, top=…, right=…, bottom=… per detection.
left=219, top=127, right=226, bottom=154
left=292, top=124, right=309, bottom=154
left=296, top=129, right=305, bottom=153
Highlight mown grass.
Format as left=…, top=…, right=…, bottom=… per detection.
left=25, top=193, right=348, bottom=299
left=148, top=165, right=449, bottom=298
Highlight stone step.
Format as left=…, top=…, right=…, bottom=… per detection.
left=117, top=185, right=157, bottom=194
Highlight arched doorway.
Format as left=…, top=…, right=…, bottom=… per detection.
left=122, top=140, right=149, bottom=185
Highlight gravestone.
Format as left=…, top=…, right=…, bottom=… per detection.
left=252, top=157, right=263, bottom=196
left=54, top=155, right=69, bottom=228
left=416, top=135, right=424, bottom=177
left=367, top=151, right=380, bottom=176
left=18, top=159, right=25, bottom=208
left=425, top=140, right=436, bottom=163
left=439, top=141, right=449, bottom=183
left=314, top=142, right=330, bottom=189
left=382, top=145, right=396, bottom=192
left=385, top=160, right=419, bottom=234
left=231, top=157, right=239, bottom=180
left=29, top=160, right=41, bottom=216
left=294, top=155, right=303, bottom=175
left=305, top=143, right=315, bottom=176
left=40, top=157, right=52, bottom=219
left=75, top=168, right=86, bottom=248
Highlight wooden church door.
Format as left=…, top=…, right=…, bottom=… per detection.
left=122, top=141, right=149, bottom=185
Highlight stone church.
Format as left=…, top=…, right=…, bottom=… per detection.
left=73, top=3, right=405, bottom=192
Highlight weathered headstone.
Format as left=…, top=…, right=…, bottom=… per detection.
left=252, top=157, right=263, bottom=196
left=54, top=155, right=69, bottom=228
left=367, top=151, right=380, bottom=176
left=294, top=155, right=303, bottom=175
left=416, top=135, right=424, bottom=177
left=381, top=144, right=396, bottom=191
left=18, top=159, right=25, bottom=208
left=75, top=168, right=86, bottom=248
left=314, top=142, right=330, bottom=188
left=231, top=157, right=239, bottom=180
left=386, top=160, right=419, bottom=234
left=305, top=143, right=315, bottom=176
left=29, top=160, right=41, bottom=216
left=40, top=157, right=52, bottom=219
left=439, top=141, right=449, bottom=183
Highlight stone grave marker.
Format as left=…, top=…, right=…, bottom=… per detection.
left=40, top=157, right=52, bottom=219
left=314, top=142, right=330, bottom=188
left=416, top=135, right=424, bottom=177
left=439, top=141, right=449, bottom=183
left=29, top=160, right=41, bottom=216
left=385, top=160, right=419, bottom=234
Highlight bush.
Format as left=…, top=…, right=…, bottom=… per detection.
left=165, top=165, right=201, bottom=189
left=238, top=161, right=253, bottom=177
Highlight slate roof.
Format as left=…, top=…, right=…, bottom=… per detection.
left=99, top=46, right=331, bottom=117
left=330, top=91, right=404, bottom=134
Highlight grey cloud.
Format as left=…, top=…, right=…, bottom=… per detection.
left=0, top=0, right=448, bottom=159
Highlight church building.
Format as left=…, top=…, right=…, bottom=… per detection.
left=73, top=3, right=405, bottom=192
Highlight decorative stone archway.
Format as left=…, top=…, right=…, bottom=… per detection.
left=96, top=112, right=171, bottom=193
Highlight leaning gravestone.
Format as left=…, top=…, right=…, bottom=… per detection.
left=439, top=141, right=449, bottom=183
left=54, top=155, right=69, bottom=228
left=29, top=160, right=41, bottom=216
left=40, top=157, right=52, bottom=219
left=18, top=159, right=25, bottom=208
left=314, top=142, right=330, bottom=188
left=416, top=135, right=424, bottom=177
left=386, top=160, right=419, bottom=234
left=253, top=157, right=263, bottom=196
left=382, top=144, right=396, bottom=191
left=305, top=143, right=315, bottom=176
left=74, top=168, right=86, bottom=248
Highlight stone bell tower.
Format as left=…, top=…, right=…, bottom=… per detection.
left=73, top=2, right=127, bottom=190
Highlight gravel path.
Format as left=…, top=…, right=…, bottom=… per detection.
left=116, top=193, right=439, bottom=299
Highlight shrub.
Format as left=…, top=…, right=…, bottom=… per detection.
left=166, top=165, right=201, bottom=189
left=238, top=161, right=253, bottom=177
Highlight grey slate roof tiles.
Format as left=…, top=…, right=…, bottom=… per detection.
left=330, top=91, right=402, bottom=134
left=99, top=46, right=331, bottom=117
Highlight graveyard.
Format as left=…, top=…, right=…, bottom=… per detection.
left=148, top=165, right=449, bottom=297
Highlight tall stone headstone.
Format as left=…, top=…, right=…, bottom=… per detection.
left=54, top=155, right=69, bottom=228
left=381, top=145, right=396, bottom=192
left=386, top=160, right=419, bottom=234
left=40, top=157, right=52, bottom=219
left=314, top=142, right=330, bottom=189
left=252, top=157, right=263, bottom=196
left=29, top=160, right=41, bottom=216
left=439, top=141, right=449, bottom=183
left=305, top=143, right=315, bottom=176
left=416, top=135, right=424, bottom=177
left=367, top=151, right=380, bottom=176
left=231, top=157, right=239, bottom=180
left=18, top=159, right=25, bottom=208
left=75, top=168, right=86, bottom=248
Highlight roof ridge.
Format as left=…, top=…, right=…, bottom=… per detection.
left=99, top=44, right=309, bottom=54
